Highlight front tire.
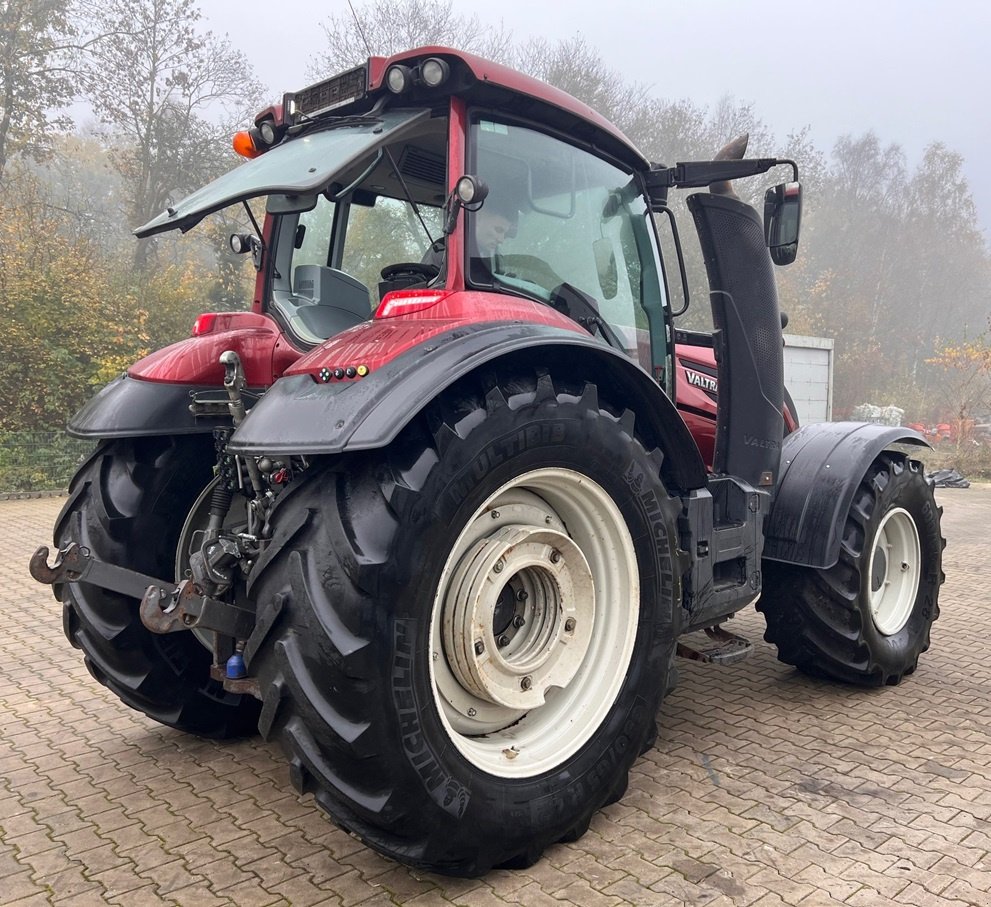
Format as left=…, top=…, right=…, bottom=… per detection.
left=248, top=371, right=683, bottom=876
left=759, top=452, right=944, bottom=686
left=56, top=436, right=260, bottom=736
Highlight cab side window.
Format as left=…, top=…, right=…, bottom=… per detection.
left=469, top=118, right=662, bottom=370
left=341, top=196, right=443, bottom=296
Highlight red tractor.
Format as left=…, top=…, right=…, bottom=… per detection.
left=32, top=48, right=944, bottom=876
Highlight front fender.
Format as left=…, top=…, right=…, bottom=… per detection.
left=228, top=320, right=708, bottom=492
left=763, top=421, right=929, bottom=569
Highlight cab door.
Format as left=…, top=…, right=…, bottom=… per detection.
left=465, top=115, right=671, bottom=383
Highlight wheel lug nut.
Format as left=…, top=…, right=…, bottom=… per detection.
left=513, top=615, right=525, bottom=628
left=474, top=640, right=484, bottom=655
left=549, top=549, right=561, bottom=564
left=498, top=634, right=510, bottom=648
left=520, top=675, right=532, bottom=691
left=493, top=560, right=504, bottom=573
left=491, top=510, right=500, bottom=519
left=467, top=707, right=477, bottom=717
left=565, top=618, right=576, bottom=632
left=516, top=590, right=528, bottom=602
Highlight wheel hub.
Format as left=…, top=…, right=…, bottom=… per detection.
left=429, top=468, right=640, bottom=778
left=443, top=526, right=594, bottom=710
left=870, top=546, right=887, bottom=593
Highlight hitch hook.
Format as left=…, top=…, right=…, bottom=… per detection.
left=29, top=545, right=75, bottom=585
left=30, top=542, right=174, bottom=601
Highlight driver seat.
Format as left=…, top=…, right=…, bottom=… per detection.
left=292, top=265, right=371, bottom=339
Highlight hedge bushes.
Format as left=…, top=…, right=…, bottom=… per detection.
left=0, top=431, right=93, bottom=492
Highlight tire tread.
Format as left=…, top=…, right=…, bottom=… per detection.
left=759, top=453, right=943, bottom=686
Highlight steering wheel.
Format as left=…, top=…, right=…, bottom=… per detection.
left=380, top=262, right=439, bottom=281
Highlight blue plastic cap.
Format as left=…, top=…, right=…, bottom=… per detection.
left=225, top=652, right=247, bottom=679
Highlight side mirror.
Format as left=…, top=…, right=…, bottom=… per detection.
left=764, top=181, right=802, bottom=266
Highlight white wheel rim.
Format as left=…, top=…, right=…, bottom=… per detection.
left=868, top=507, right=921, bottom=635
left=429, top=467, right=639, bottom=778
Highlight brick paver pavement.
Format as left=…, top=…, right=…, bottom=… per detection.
left=2, top=486, right=989, bottom=906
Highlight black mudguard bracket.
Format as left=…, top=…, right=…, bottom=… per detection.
left=67, top=374, right=243, bottom=440
left=763, top=421, right=928, bottom=569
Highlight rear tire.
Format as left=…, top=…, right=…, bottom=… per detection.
left=248, top=371, right=682, bottom=876
left=759, top=452, right=943, bottom=686
left=56, top=436, right=260, bottom=736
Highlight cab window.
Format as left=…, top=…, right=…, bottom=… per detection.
left=269, top=115, right=448, bottom=344
left=468, top=118, right=664, bottom=370
left=341, top=196, right=443, bottom=292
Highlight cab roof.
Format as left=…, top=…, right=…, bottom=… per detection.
left=367, top=46, right=648, bottom=170
left=135, top=46, right=649, bottom=237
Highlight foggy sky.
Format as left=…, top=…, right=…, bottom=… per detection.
left=203, top=0, right=991, bottom=236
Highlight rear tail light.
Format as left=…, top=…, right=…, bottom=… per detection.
left=191, top=313, right=218, bottom=336
left=376, top=290, right=451, bottom=319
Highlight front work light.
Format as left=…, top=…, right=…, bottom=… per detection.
left=386, top=64, right=413, bottom=94
left=257, top=119, right=283, bottom=146
left=456, top=175, right=488, bottom=206
left=229, top=233, right=254, bottom=254
left=420, top=57, right=450, bottom=88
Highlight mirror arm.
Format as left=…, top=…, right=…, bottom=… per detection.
left=646, top=158, right=799, bottom=195
left=240, top=201, right=266, bottom=269
left=655, top=205, right=690, bottom=317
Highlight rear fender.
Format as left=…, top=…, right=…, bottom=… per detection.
left=128, top=313, right=295, bottom=386
left=763, top=421, right=929, bottom=569
left=68, top=314, right=300, bottom=439
left=69, top=374, right=237, bottom=439
left=228, top=320, right=708, bottom=493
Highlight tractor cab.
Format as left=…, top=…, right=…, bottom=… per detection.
left=136, top=48, right=797, bottom=405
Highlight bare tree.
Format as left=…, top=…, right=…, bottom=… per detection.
left=900, top=144, right=988, bottom=382
left=0, top=0, right=82, bottom=182
left=515, top=34, right=650, bottom=132
left=84, top=0, right=262, bottom=266
left=309, top=0, right=513, bottom=76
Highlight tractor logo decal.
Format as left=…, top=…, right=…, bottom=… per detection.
left=744, top=434, right=779, bottom=450
left=685, top=368, right=718, bottom=393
